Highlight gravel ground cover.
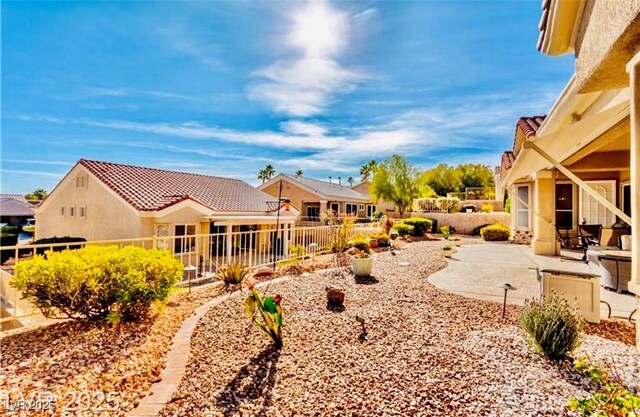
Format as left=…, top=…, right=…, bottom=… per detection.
left=1, top=284, right=225, bottom=416
left=161, top=240, right=637, bottom=417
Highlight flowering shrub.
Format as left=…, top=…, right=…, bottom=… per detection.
left=480, top=224, right=510, bottom=241
left=12, top=245, right=182, bottom=323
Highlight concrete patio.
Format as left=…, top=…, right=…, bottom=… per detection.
left=429, top=241, right=636, bottom=319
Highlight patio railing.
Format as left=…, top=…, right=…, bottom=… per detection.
left=0, top=223, right=381, bottom=330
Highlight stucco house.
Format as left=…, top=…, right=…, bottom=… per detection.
left=35, top=159, right=299, bottom=257
left=259, top=174, right=374, bottom=224
left=499, top=0, right=639, bottom=347
left=0, top=195, right=35, bottom=227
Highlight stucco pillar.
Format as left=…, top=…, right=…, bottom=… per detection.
left=531, top=170, right=556, bottom=255
left=320, top=200, right=328, bottom=217
left=626, top=51, right=640, bottom=351
left=283, top=223, right=290, bottom=257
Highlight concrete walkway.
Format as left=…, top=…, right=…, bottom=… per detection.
left=429, top=242, right=636, bottom=319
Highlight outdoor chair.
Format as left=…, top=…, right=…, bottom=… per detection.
left=578, top=224, right=602, bottom=247
left=555, top=226, right=588, bottom=261
left=598, top=255, right=631, bottom=293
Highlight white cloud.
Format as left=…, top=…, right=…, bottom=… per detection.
left=279, top=120, right=327, bottom=136
left=248, top=0, right=364, bottom=116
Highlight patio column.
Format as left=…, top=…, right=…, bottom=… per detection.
left=531, top=170, right=556, bottom=255
left=320, top=200, right=328, bottom=216
left=627, top=50, right=640, bottom=351
left=225, top=224, right=233, bottom=263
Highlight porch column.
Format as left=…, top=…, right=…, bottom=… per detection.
left=626, top=50, right=640, bottom=351
left=283, top=223, right=290, bottom=257
left=225, top=224, right=233, bottom=263
left=320, top=200, right=328, bottom=216
left=531, top=170, right=556, bottom=256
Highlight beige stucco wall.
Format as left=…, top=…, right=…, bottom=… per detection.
left=35, top=166, right=143, bottom=241
left=140, top=206, right=211, bottom=237
left=575, top=0, right=640, bottom=92
left=262, top=180, right=321, bottom=215
left=411, top=212, right=510, bottom=235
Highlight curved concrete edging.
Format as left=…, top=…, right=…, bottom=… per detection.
left=127, top=276, right=294, bottom=417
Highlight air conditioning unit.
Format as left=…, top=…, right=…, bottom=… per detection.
left=540, top=269, right=601, bottom=323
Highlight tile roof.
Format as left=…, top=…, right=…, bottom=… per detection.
left=537, top=0, right=551, bottom=51
left=501, top=151, right=516, bottom=172
left=0, top=198, right=35, bottom=216
left=516, top=115, right=546, bottom=139
left=0, top=194, right=28, bottom=203
left=78, top=159, right=280, bottom=213
left=281, top=174, right=370, bottom=201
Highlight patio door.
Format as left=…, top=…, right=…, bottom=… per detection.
left=555, top=183, right=574, bottom=229
left=579, top=180, right=616, bottom=227
left=366, top=204, right=376, bottom=217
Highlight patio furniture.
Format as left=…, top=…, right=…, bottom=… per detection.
left=556, top=226, right=588, bottom=261
left=578, top=224, right=602, bottom=247
left=597, top=254, right=632, bottom=294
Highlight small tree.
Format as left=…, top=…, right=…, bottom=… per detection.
left=370, top=155, right=419, bottom=218
left=24, top=188, right=48, bottom=200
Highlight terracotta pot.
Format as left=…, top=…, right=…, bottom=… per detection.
left=369, top=238, right=379, bottom=249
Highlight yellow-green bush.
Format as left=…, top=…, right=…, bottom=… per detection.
left=372, top=232, right=390, bottom=247
left=480, top=223, right=510, bottom=241
left=12, top=245, right=183, bottom=323
left=347, top=236, right=371, bottom=253
left=402, top=218, right=433, bottom=236
left=392, top=223, right=414, bottom=237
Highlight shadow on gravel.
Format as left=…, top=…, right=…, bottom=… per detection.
left=216, top=346, right=281, bottom=416
left=355, top=275, right=379, bottom=285
left=326, top=303, right=345, bottom=313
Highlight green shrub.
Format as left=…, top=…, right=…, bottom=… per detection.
left=12, top=245, right=182, bottom=323
left=520, top=294, right=584, bottom=360
left=217, top=260, right=251, bottom=285
left=32, top=236, right=87, bottom=255
left=289, top=244, right=306, bottom=259
left=569, top=357, right=640, bottom=416
left=1, top=232, right=18, bottom=246
left=348, top=236, right=371, bottom=253
left=440, top=225, right=451, bottom=240
left=480, top=223, right=510, bottom=241
left=504, top=197, right=511, bottom=214
left=392, top=223, right=414, bottom=237
left=480, top=203, right=493, bottom=213
left=1, top=226, right=19, bottom=235
left=244, top=285, right=283, bottom=348
left=402, top=218, right=433, bottom=236
left=372, top=232, right=390, bottom=247
left=372, top=210, right=383, bottom=219
left=22, top=225, right=36, bottom=233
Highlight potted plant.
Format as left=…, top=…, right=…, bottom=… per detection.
left=442, top=244, right=453, bottom=258
left=451, top=236, right=461, bottom=247
left=351, top=252, right=373, bottom=276
left=463, top=204, right=475, bottom=213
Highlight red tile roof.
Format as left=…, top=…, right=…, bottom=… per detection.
left=501, top=151, right=516, bottom=172
left=537, top=0, right=551, bottom=51
left=79, top=159, right=280, bottom=213
left=516, top=115, right=546, bottom=139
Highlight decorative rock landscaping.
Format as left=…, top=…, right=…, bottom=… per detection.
left=158, top=241, right=638, bottom=417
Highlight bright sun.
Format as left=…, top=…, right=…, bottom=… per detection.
left=289, top=0, right=347, bottom=58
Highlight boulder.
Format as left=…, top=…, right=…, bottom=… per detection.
left=253, top=267, right=274, bottom=278
left=326, top=286, right=345, bottom=306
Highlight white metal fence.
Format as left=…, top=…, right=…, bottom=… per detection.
left=0, top=223, right=381, bottom=330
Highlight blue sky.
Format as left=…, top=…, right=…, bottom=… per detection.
left=1, top=0, right=573, bottom=194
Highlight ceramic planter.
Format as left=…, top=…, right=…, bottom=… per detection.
left=465, top=208, right=473, bottom=213
left=351, top=256, right=373, bottom=276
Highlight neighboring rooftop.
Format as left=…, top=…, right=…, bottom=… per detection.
left=500, top=151, right=516, bottom=173
left=513, top=115, right=547, bottom=158
left=275, top=173, right=370, bottom=201
left=77, top=159, right=280, bottom=213
left=0, top=194, right=28, bottom=203
left=0, top=198, right=35, bottom=217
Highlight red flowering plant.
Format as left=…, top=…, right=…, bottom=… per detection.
left=244, top=280, right=283, bottom=348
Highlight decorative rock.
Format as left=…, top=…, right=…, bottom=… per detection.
left=325, top=286, right=345, bottom=306
left=253, top=267, right=275, bottom=278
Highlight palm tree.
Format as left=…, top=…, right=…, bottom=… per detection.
left=264, top=164, right=276, bottom=180
left=295, top=169, right=303, bottom=178
left=347, top=176, right=354, bottom=186
left=258, top=169, right=268, bottom=184
left=360, top=160, right=377, bottom=182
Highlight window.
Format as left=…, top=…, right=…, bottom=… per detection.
left=345, top=203, right=358, bottom=215
left=358, top=204, right=365, bottom=211
left=79, top=205, right=86, bottom=219
left=516, top=185, right=530, bottom=229
left=555, top=183, right=574, bottom=229
left=579, top=180, right=616, bottom=226
left=60, top=206, right=65, bottom=217
left=366, top=204, right=377, bottom=217
left=621, top=183, right=631, bottom=218
left=155, top=224, right=170, bottom=250
left=174, top=224, right=196, bottom=254
left=306, top=206, right=320, bottom=219
left=76, top=175, right=87, bottom=188
left=69, top=205, right=76, bottom=218
left=330, top=202, right=340, bottom=214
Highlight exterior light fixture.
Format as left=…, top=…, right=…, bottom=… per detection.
left=497, top=283, right=517, bottom=319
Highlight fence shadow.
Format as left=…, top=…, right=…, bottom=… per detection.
left=216, top=346, right=281, bottom=416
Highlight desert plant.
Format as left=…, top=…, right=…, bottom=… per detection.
left=480, top=223, right=510, bottom=241
left=12, top=245, right=182, bottom=323
left=392, top=223, right=414, bottom=237
left=569, top=357, right=640, bottom=416
left=244, top=284, right=283, bottom=348
left=289, top=244, right=306, bottom=259
left=402, top=218, right=433, bottom=236
left=372, top=210, right=383, bottom=219
left=442, top=244, right=453, bottom=250
left=480, top=203, right=494, bottom=213
left=372, top=232, right=390, bottom=247
left=504, top=197, right=511, bottom=213
left=440, top=225, right=451, bottom=240
left=348, top=236, right=371, bottom=253
left=520, top=294, right=584, bottom=360
left=217, top=260, right=250, bottom=285
left=326, top=213, right=355, bottom=253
